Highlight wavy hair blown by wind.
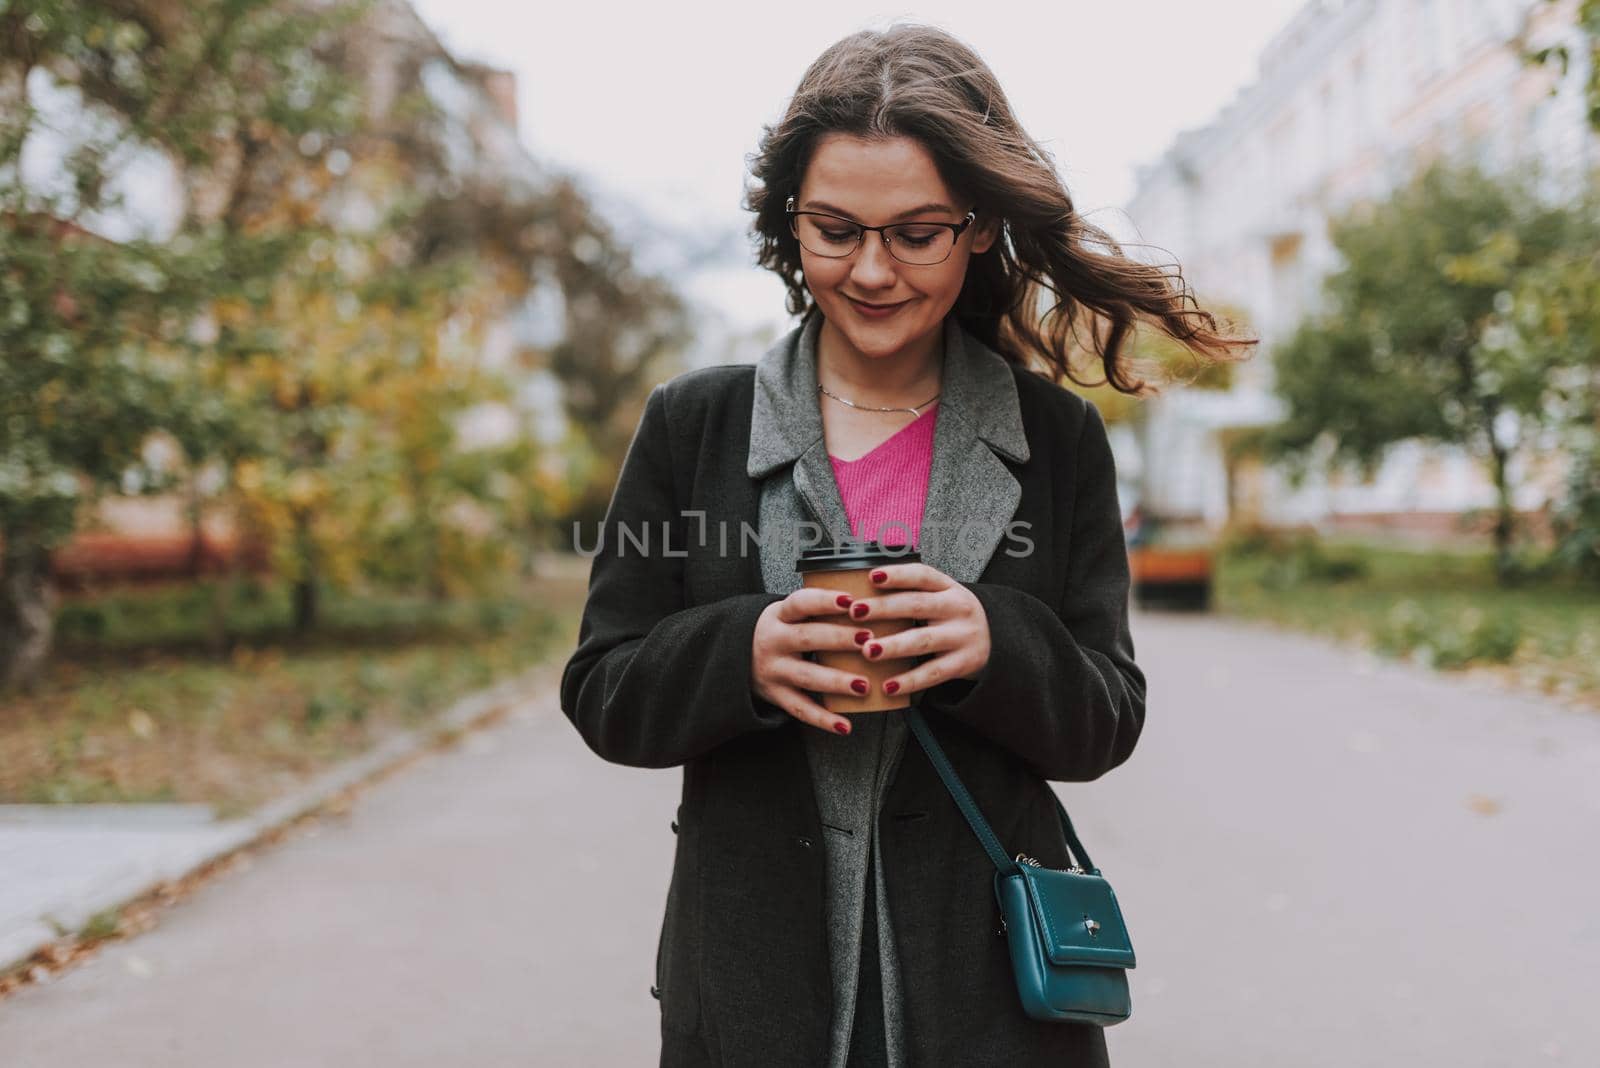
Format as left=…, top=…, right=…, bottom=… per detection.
left=743, top=23, right=1257, bottom=394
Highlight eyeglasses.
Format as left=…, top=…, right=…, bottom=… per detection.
left=785, top=195, right=977, bottom=266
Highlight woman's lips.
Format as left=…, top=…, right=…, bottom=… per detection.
left=847, top=296, right=911, bottom=319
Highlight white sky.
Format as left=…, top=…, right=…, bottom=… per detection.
left=409, top=0, right=1308, bottom=333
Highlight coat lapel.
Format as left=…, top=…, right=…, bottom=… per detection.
left=747, top=308, right=1031, bottom=593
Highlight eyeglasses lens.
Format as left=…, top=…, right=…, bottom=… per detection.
left=790, top=215, right=957, bottom=265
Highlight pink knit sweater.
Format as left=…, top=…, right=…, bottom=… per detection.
left=828, top=402, right=939, bottom=547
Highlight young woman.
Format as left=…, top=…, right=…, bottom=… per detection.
left=560, top=22, right=1254, bottom=1067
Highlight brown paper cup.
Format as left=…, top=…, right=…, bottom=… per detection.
left=796, top=542, right=922, bottom=713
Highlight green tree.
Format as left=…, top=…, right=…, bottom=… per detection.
left=0, top=0, right=364, bottom=688
left=1524, top=0, right=1600, bottom=580
left=1498, top=204, right=1600, bottom=581
left=210, top=53, right=536, bottom=631
left=1266, top=159, right=1587, bottom=584
left=3, top=0, right=688, bottom=687
left=539, top=177, right=692, bottom=536
left=1524, top=0, right=1600, bottom=130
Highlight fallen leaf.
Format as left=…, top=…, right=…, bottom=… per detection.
left=1466, top=794, right=1503, bottom=816
left=128, top=709, right=157, bottom=739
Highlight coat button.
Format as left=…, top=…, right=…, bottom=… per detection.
left=796, top=835, right=813, bottom=849
left=650, top=985, right=662, bottom=1000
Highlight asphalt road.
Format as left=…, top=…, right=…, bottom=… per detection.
left=0, top=611, right=1596, bottom=1066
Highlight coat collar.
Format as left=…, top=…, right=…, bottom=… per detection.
left=747, top=308, right=1029, bottom=480
left=746, top=308, right=1031, bottom=593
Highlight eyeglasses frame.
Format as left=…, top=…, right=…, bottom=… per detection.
left=784, top=194, right=978, bottom=265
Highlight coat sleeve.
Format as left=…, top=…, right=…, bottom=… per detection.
left=916, top=399, right=1146, bottom=783
left=558, top=382, right=792, bottom=769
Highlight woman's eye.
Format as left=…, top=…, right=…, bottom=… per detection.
left=892, top=228, right=941, bottom=247
left=820, top=228, right=858, bottom=243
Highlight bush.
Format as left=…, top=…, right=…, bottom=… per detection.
left=1220, top=523, right=1368, bottom=588
left=1305, top=551, right=1367, bottom=584
left=1373, top=600, right=1522, bottom=668
left=56, top=602, right=109, bottom=641
left=1552, top=446, right=1600, bottom=585
left=1216, top=520, right=1306, bottom=558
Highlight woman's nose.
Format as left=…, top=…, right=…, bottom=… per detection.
left=849, top=235, right=899, bottom=287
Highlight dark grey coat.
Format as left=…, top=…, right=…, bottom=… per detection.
left=559, top=310, right=1146, bottom=1067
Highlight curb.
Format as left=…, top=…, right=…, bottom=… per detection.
left=0, top=663, right=558, bottom=976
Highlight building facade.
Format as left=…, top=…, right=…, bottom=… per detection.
left=1121, top=0, right=1596, bottom=534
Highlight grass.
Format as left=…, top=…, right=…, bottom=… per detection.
left=1213, top=534, right=1600, bottom=708
left=0, top=564, right=590, bottom=815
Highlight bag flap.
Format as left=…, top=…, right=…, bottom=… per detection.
left=1019, top=865, right=1136, bottom=968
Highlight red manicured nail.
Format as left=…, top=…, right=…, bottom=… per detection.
left=854, top=630, right=871, bottom=644
left=851, top=603, right=868, bottom=619
left=850, top=679, right=868, bottom=694
left=834, top=721, right=851, bottom=735
left=867, top=643, right=882, bottom=658
left=836, top=594, right=853, bottom=608
left=870, top=570, right=887, bottom=584
left=883, top=680, right=900, bottom=695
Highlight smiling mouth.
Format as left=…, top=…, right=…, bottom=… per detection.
left=848, top=297, right=910, bottom=310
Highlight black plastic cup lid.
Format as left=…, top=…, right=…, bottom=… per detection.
left=795, top=539, right=921, bottom=573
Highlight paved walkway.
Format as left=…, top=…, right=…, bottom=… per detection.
left=0, top=667, right=541, bottom=977
left=0, top=805, right=245, bottom=969
left=0, top=611, right=1595, bottom=1066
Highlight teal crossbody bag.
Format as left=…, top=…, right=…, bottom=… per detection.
left=906, top=708, right=1136, bottom=1025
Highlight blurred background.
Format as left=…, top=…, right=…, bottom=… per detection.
left=1, top=0, right=1597, bottom=1065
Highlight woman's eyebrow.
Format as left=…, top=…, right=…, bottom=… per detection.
left=802, top=200, right=955, bottom=222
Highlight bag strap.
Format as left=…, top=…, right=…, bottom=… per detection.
left=905, top=708, right=1097, bottom=877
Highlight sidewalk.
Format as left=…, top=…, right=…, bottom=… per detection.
left=0, top=806, right=244, bottom=971
left=0, top=665, right=553, bottom=979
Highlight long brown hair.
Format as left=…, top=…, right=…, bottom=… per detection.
left=744, top=22, right=1257, bottom=395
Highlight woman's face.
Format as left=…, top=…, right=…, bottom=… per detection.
left=794, top=133, right=997, bottom=360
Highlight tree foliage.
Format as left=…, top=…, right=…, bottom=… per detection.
left=1, top=0, right=691, bottom=689
left=1267, top=159, right=1599, bottom=583
left=1524, top=0, right=1600, bottom=131
left=1075, top=300, right=1245, bottom=426
left=1, top=0, right=368, bottom=685
left=1499, top=204, right=1600, bottom=580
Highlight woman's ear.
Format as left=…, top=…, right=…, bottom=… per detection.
left=971, top=214, right=1001, bottom=255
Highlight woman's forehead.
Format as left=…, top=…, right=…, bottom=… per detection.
left=800, top=133, right=958, bottom=215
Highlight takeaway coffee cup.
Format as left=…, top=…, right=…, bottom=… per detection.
left=796, top=540, right=922, bottom=714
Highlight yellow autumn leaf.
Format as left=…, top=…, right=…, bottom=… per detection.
left=128, top=709, right=157, bottom=739
left=286, top=469, right=323, bottom=509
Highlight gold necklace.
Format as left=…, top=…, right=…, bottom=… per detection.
left=817, top=381, right=941, bottom=418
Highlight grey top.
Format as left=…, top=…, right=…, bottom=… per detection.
left=746, top=308, right=1033, bottom=1066
left=785, top=311, right=914, bottom=1066
left=804, top=703, right=912, bottom=1066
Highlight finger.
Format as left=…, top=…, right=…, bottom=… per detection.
left=848, top=589, right=953, bottom=623
left=860, top=621, right=961, bottom=662
left=879, top=651, right=973, bottom=698
left=866, top=561, right=953, bottom=592
left=781, top=620, right=875, bottom=655
left=767, top=682, right=855, bottom=736
left=778, top=586, right=859, bottom=623
left=774, top=655, right=874, bottom=699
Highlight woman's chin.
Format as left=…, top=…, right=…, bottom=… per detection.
left=834, top=314, right=932, bottom=357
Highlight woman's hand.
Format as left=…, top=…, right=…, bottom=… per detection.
left=848, top=561, right=990, bottom=697
left=751, top=587, right=876, bottom=736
